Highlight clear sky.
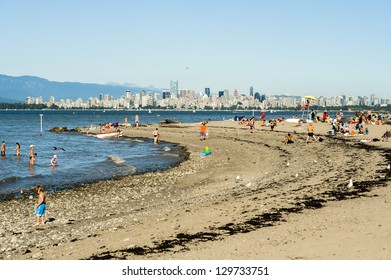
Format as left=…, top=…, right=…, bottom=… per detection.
left=0, top=0, right=390, bottom=98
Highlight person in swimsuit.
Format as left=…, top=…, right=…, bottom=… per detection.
left=306, top=123, right=319, bottom=143
left=29, top=145, right=35, bottom=165
left=51, top=155, right=57, bottom=167
left=35, top=185, right=47, bottom=226
left=153, top=128, right=159, bottom=144
left=1, top=141, right=6, bottom=157
left=15, top=142, right=21, bottom=156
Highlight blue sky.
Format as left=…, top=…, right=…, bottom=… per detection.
left=0, top=0, right=390, bottom=98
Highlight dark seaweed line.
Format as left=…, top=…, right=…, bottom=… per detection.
left=86, top=146, right=390, bottom=260
left=86, top=176, right=388, bottom=260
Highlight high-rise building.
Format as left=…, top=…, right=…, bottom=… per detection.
left=370, top=94, right=375, bottom=106
left=180, top=89, right=188, bottom=98
left=254, top=92, right=261, bottom=102
left=205, top=88, right=210, bottom=97
left=218, top=91, right=224, bottom=98
left=162, top=90, right=171, bottom=99
left=233, top=89, right=239, bottom=98
left=250, top=86, right=254, bottom=96
left=224, top=89, right=229, bottom=98
left=170, top=80, right=178, bottom=98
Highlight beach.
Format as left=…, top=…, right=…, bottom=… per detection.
left=0, top=119, right=390, bottom=260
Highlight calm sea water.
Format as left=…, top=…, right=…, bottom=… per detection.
left=0, top=109, right=351, bottom=200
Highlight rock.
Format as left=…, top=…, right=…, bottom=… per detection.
left=32, top=252, right=43, bottom=259
left=49, top=127, right=68, bottom=132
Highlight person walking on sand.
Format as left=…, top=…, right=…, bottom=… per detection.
left=306, top=123, right=319, bottom=143
left=15, top=142, right=21, bottom=156
left=29, top=145, right=35, bottom=165
left=200, top=122, right=207, bottom=140
left=35, top=185, right=46, bottom=226
left=1, top=141, right=6, bottom=157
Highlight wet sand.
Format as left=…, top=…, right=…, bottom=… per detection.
left=0, top=120, right=390, bottom=260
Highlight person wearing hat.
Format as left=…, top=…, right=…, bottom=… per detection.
left=29, top=145, right=35, bottom=165
left=51, top=154, right=57, bottom=167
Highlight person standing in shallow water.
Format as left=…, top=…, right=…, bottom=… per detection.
left=1, top=141, right=6, bottom=157
left=35, top=185, right=46, bottom=226
left=15, top=142, right=21, bottom=157
left=29, top=145, right=35, bottom=165
left=51, top=155, right=57, bottom=167
left=153, top=128, right=159, bottom=144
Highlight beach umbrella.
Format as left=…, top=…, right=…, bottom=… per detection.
left=302, top=95, right=318, bottom=100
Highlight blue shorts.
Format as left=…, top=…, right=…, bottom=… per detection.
left=36, top=203, right=46, bottom=216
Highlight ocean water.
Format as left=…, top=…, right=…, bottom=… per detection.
left=0, top=109, right=351, bottom=200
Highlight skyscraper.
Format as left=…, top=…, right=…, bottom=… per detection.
left=370, top=94, right=375, bottom=106
left=162, top=90, right=171, bottom=99
left=233, top=89, right=239, bottom=98
left=125, top=90, right=131, bottom=99
left=170, top=80, right=178, bottom=98
left=205, top=88, right=210, bottom=97
left=250, top=86, right=254, bottom=96
left=224, top=89, right=229, bottom=98
left=254, top=92, right=261, bottom=102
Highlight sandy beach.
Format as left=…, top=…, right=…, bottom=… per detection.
left=0, top=119, right=390, bottom=260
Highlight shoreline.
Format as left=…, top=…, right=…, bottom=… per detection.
left=0, top=120, right=390, bottom=260
left=0, top=135, right=189, bottom=202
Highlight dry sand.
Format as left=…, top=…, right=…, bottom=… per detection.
left=0, top=119, right=390, bottom=260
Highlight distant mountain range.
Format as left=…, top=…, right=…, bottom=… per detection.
left=0, top=74, right=162, bottom=102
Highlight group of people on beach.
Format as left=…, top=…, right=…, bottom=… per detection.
left=328, top=110, right=386, bottom=137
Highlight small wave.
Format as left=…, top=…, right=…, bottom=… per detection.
left=0, top=176, right=20, bottom=184
left=162, top=147, right=171, bottom=152
left=123, top=165, right=137, bottom=174
left=131, top=139, right=144, bottom=143
left=107, top=156, right=125, bottom=164
left=160, top=154, right=179, bottom=157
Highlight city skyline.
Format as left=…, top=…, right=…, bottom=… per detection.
left=25, top=89, right=389, bottom=110
left=1, top=1, right=390, bottom=98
